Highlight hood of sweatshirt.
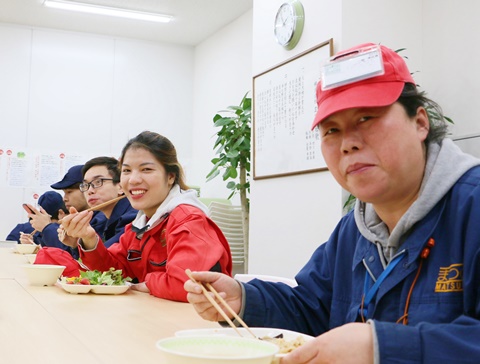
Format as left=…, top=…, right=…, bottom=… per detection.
left=130, top=185, right=208, bottom=236
left=354, top=138, right=480, bottom=263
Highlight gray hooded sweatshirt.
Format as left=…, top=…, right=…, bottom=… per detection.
left=354, top=138, right=480, bottom=265
left=354, top=138, right=480, bottom=364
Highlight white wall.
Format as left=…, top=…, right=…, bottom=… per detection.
left=0, top=24, right=32, bottom=234
left=0, top=23, right=194, bottom=239
left=342, top=0, right=480, bottom=139
left=3, top=0, right=480, bottom=282
left=189, top=11, right=253, bottom=202
left=342, top=0, right=423, bottom=82
left=249, top=0, right=343, bottom=279
left=0, top=13, right=254, bottom=240
left=422, top=0, right=480, bottom=138
left=249, top=0, right=480, bottom=278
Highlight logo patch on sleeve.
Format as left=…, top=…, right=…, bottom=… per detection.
left=435, top=263, right=463, bottom=292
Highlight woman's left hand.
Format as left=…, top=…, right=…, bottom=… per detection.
left=130, top=282, right=150, bottom=293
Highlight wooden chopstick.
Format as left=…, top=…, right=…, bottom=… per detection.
left=86, top=195, right=126, bottom=212
left=58, top=195, right=126, bottom=224
left=185, top=269, right=256, bottom=339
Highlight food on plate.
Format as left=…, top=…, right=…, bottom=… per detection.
left=61, top=267, right=131, bottom=286
left=261, top=333, right=306, bottom=354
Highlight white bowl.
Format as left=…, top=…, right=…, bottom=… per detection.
left=22, top=264, right=66, bottom=286
left=24, top=254, right=37, bottom=264
left=16, top=244, right=39, bottom=254
left=156, top=336, right=278, bottom=364
left=175, top=327, right=313, bottom=357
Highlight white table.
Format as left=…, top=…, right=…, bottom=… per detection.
left=0, top=246, right=218, bottom=364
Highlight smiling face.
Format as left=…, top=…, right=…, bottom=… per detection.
left=319, top=103, right=429, bottom=212
left=120, top=147, right=175, bottom=218
left=83, top=165, right=122, bottom=218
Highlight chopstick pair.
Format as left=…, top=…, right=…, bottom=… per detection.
left=185, top=269, right=256, bottom=339
left=58, top=195, right=126, bottom=224
left=85, top=195, right=126, bottom=212
left=57, top=195, right=126, bottom=241
left=20, top=230, right=38, bottom=246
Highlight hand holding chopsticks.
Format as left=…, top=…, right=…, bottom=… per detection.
left=185, top=269, right=256, bottom=339
left=58, top=195, right=126, bottom=248
left=19, top=231, right=38, bottom=247
left=58, top=195, right=126, bottom=225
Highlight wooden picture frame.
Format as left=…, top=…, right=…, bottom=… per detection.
left=253, top=39, right=333, bottom=180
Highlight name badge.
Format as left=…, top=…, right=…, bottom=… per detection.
left=321, top=45, right=384, bottom=90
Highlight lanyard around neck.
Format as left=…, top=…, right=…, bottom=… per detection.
left=359, top=252, right=405, bottom=319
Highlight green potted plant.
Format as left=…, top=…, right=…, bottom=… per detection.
left=206, top=92, right=251, bottom=259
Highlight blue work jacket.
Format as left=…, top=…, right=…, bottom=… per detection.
left=243, top=166, right=480, bottom=363
left=6, top=222, right=42, bottom=245
left=100, top=197, right=137, bottom=248
left=39, top=211, right=107, bottom=259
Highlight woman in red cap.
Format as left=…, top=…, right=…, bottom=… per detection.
left=185, top=43, right=480, bottom=363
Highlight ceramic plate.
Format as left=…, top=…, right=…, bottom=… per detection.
left=90, top=285, right=130, bottom=295
left=174, top=327, right=313, bottom=357
left=58, top=282, right=92, bottom=294
left=58, top=282, right=130, bottom=295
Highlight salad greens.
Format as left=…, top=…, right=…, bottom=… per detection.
left=64, top=268, right=132, bottom=285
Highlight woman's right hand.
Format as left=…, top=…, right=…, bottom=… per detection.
left=60, top=207, right=97, bottom=249
left=184, top=271, right=243, bottom=322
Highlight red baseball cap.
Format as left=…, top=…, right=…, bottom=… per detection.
left=311, top=43, right=415, bottom=129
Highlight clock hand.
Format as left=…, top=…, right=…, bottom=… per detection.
left=282, top=10, right=288, bottom=26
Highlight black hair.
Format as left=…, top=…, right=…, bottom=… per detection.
left=119, top=131, right=188, bottom=190
left=82, top=156, right=121, bottom=183
left=65, top=182, right=82, bottom=190
left=51, top=204, right=69, bottom=220
left=397, top=83, right=450, bottom=144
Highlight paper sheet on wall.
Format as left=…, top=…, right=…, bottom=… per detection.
left=0, top=148, right=91, bottom=189
left=253, top=40, right=332, bottom=179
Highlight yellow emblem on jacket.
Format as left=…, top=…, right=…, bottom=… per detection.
left=435, top=263, right=463, bottom=292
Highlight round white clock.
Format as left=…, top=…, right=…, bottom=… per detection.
left=274, top=0, right=305, bottom=50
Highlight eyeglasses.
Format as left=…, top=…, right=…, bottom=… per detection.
left=79, top=178, right=113, bottom=192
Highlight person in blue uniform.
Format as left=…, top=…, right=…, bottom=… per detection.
left=6, top=220, right=35, bottom=243
left=28, top=165, right=107, bottom=258
left=185, top=43, right=480, bottom=363
left=6, top=191, right=67, bottom=244
left=79, top=156, right=137, bottom=247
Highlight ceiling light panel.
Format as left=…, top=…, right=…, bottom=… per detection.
left=43, top=0, right=174, bottom=23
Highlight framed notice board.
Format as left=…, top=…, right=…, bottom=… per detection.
left=253, top=39, right=333, bottom=180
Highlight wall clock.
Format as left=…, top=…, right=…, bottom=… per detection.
left=274, top=0, right=305, bottom=50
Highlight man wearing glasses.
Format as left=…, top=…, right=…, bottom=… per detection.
left=78, top=157, right=137, bottom=248
left=28, top=164, right=108, bottom=258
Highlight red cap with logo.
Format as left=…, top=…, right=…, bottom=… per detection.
left=311, top=43, right=415, bottom=129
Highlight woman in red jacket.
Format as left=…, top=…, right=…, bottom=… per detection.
left=60, top=131, right=232, bottom=302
